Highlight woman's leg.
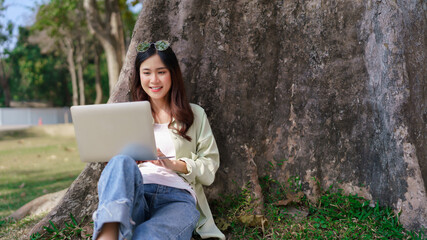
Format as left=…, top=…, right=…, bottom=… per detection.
left=132, top=185, right=200, bottom=240
left=93, top=155, right=147, bottom=240
left=96, top=222, right=119, bottom=240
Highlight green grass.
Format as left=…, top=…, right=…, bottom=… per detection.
left=0, top=125, right=86, bottom=223
left=210, top=176, right=426, bottom=239
left=0, top=214, right=46, bottom=239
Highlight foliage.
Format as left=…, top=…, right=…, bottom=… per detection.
left=4, top=27, right=71, bottom=106
left=0, top=0, right=13, bottom=47
left=29, top=214, right=92, bottom=240
left=210, top=176, right=426, bottom=239
left=0, top=0, right=138, bottom=107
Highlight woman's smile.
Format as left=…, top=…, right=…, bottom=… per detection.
left=150, top=86, right=163, bottom=92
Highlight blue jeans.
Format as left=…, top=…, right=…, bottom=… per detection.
left=92, top=155, right=200, bottom=240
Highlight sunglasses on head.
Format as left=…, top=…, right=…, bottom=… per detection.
left=136, top=40, right=170, bottom=53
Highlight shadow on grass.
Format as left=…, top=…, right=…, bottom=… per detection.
left=0, top=172, right=80, bottom=218
left=0, top=129, right=40, bottom=141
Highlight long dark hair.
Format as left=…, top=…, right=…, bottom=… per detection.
left=131, top=44, right=194, bottom=141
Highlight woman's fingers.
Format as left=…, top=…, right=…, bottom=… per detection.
left=157, top=148, right=166, bottom=158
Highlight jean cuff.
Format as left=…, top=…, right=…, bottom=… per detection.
left=92, top=199, right=134, bottom=240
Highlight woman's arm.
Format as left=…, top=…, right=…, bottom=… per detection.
left=152, top=148, right=189, bottom=174
left=178, top=110, right=220, bottom=186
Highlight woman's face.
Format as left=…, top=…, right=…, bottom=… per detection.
left=139, top=54, right=172, bottom=103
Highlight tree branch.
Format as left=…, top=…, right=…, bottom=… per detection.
left=83, top=0, right=110, bottom=42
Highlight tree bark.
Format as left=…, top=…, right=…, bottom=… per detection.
left=83, top=0, right=126, bottom=95
left=30, top=0, right=427, bottom=235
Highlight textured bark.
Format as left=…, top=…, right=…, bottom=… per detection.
left=31, top=0, right=426, bottom=234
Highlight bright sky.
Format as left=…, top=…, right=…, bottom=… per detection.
left=0, top=0, right=142, bottom=54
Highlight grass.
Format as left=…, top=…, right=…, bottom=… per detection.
left=210, top=176, right=426, bottom=239
left=0, top=125, right=86, bottom=239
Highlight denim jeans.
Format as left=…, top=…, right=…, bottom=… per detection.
left=92, top=155, right=200, bottom=240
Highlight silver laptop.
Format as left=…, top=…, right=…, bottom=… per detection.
left=70, top=101, right=158, bottom=162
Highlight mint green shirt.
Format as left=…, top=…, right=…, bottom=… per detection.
left=169, top=104, right=225, bottom=240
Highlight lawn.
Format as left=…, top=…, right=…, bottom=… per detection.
left=0, top=124, right=86, bottom=220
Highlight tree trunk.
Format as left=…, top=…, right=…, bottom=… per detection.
left=62, top=39, right=79, bottom=106
left=30, top=0, right=427, bottom=235
left=83, top=0, right=126, bottom=95
left=94, top=44, right=103, bottom=104
left=0, top=59, right=11, bottom=107
left=76, top=40, right=85, bottom=106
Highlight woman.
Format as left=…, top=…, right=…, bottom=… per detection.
left=92, top=41, right=225, bottom=240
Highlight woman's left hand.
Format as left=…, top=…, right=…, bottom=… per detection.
left=152, top=148, right=188, bottom=174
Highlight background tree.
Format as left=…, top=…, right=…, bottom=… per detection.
left=33, top=0, right=91, bottom=106
left=83, top=0, right=126, bottom=95
left=0, top=0, right=13, bottom=107
left=6, top=27, right=70, bottom=106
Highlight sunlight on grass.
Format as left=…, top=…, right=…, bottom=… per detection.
left=0, top=125, right=86, bottom=219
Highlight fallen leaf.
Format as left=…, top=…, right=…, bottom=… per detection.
left=215, top=217, right=230, bottom=231
left=17, top=140, right=24, bottom=144
left=20, top=192, right=26, bottom=198
left=274, top=192, right=304, bottom=206
left=19, top=183, right=25, bottom=189
left=238, top=214, right=268, bottom=228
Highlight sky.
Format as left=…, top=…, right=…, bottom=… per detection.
left=0, top=0, right=142, bottom=54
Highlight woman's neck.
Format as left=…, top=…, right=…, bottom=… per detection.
left=150, top=99, right=171, bottom=124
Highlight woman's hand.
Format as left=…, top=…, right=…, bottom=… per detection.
left=151, top=149, right=188, bottom=174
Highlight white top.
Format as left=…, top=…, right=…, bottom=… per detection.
left=138, top=123, right=196, bottom=201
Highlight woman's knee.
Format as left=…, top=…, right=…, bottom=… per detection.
left=107, top=154, right=136, bottom=168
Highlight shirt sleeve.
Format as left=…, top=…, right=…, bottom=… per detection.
left=179, top=110, right=220, bottom=186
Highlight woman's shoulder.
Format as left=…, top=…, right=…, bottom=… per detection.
left=189, top=103, right=206, bottom=117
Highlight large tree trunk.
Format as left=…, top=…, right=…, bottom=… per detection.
left=83, top=0, right=126, bottom=95
left=30, top=0, right=427, bottom=235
